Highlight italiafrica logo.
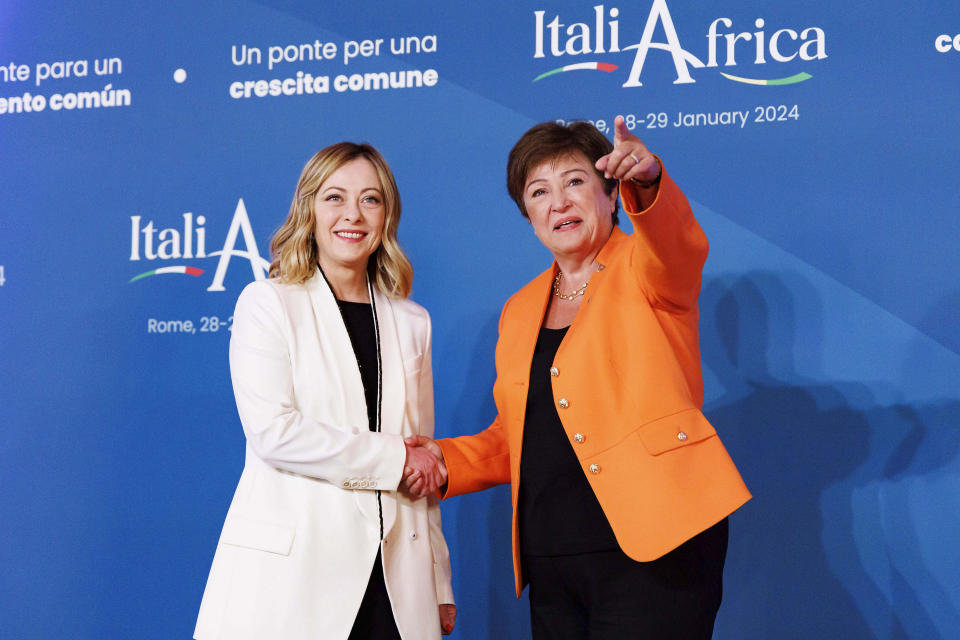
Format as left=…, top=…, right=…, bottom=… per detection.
left=128, top=199, right=269, bottom=291
left=532, top=1, right=825, bottom=86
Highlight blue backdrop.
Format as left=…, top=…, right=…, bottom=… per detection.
left=2, top=1, right=958, bottom=638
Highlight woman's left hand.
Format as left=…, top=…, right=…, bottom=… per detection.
left=439, top=603, right=457, bottom=635
left=595, top=115, right=661, bottom=184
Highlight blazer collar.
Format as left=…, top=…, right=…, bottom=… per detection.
left=596, top=226, right=629, bottom=267
left=371, top=285, right=404, bottom=438
left=304, top=268, right=405, bottom=437
left=513, top=226, right=629, bottom=328
left=370, top=284, right=403, bottom=537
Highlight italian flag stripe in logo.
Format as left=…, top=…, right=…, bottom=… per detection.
left=533, top=62, right=619, bottom=82
left=129, top=266, right=204, bottom=283
left=720, top=71, right=812, bottom=86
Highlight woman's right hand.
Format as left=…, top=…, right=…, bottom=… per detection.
left=400, top=436, right=447, bottom=498
left=595, top=115, right=661, bottom=184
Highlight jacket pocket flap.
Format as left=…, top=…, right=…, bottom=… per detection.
left=220, top=513, right=296, bottom=556
left=637, top=409, right=717, bottom=455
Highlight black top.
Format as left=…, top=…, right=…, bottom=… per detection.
left=519, top=326, right=620, bottom=556
left=336, top=300, right=378, bottom=432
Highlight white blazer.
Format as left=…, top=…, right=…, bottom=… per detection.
left=195, top=270, right=454, bottom=640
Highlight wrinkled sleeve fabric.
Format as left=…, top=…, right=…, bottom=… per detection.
left=619, top=164, right=708, bottom=313
left=229, top=281, right=406, bottom=489
left=428, top=491, right=455, bottom=605
left=437, top=413, right=511, bottom=499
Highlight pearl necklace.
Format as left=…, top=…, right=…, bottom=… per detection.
left=552, top=271, right=589, bottom=301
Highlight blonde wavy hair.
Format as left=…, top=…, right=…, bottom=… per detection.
left=268, top=142, right=413, bottom=298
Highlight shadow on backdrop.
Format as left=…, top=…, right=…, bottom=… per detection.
left=703, top=272, right=959, bottom=639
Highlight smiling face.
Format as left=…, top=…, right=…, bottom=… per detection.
left=522, top=151, right=618, bottom=261
left=313, top=157, right=385, bottom=277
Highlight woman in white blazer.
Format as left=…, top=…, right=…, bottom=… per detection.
left=195, top=142, right=456, bottom=640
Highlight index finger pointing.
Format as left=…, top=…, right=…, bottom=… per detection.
left=613, top=115, right=630, bottom=144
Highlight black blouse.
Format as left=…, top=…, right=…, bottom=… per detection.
left=519, top=326, right=620, bottom=557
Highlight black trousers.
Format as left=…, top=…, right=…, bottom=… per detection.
left=348, top=549, right=402, bottom=640
left=524, top=518, right=729, bottom=640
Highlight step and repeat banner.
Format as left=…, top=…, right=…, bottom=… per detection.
left=2, top=1, right=959, bottom=638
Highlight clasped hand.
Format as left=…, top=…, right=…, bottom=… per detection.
left=400, top=435, right=446, bottom=499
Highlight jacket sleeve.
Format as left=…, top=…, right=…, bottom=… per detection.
left=229, top=282, right=406, bottom=489
left=428, top=493, right=455, bottom=605
left=619, top=164, right=708, bottom=313
left=437, top=415, right=510, bottom=498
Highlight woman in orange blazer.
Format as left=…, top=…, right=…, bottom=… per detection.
left=409, top=117, right=750, bottom=638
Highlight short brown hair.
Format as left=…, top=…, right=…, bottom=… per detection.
left=268, top=142, right=413, bottom=298
left=506, top=121, right=619, bottom=225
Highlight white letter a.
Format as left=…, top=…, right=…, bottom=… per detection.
left=207, top=199, right=270, bottom=292
left=622, top=0, right=704, bottom=86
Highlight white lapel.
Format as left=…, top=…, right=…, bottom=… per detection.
left=304, top=269, right=368, bottom=432
left=373, top=287, right=404, bottom=538
left=373, top=287, right=405, bottom=438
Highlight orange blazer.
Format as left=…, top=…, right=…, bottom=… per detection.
left=438, top=168, right=751, bottom=596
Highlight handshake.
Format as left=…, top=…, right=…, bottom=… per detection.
left=400, top=436, right=447, bottom=499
